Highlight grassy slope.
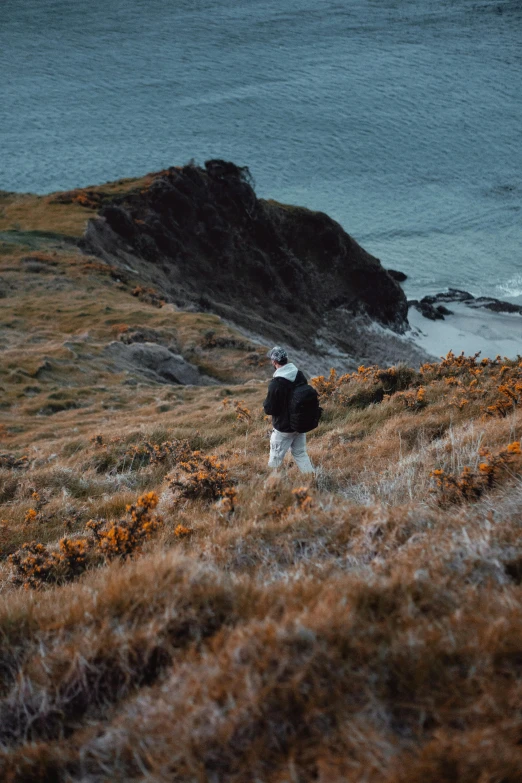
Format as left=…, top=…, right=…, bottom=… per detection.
left=0, top=181, right=522, bottom=782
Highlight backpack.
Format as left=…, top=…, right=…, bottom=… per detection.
left=289, top=383, right=322, bottom=433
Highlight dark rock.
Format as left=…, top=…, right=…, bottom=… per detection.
left=505, top=557, right=522, bottom=584
left=470, top=297, right=522, bottom=315
left=422, top=304, right=445, bottom=321
left=444, top=288, right=475, bottom=302
left=99, top=205, right=137, bottom=242
left=104, top=342, right=215, bottom=385
left=82, top=161, right=408, bottom=349
left=387, top=269, right=408, bottom=282
left=409, top=288, right=521, bottom=321
left=420, top=289, right=474, bottom=305
left=408, top=300, right=445, bottom=321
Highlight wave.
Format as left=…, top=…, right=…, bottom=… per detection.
left=496, top=275, right=522, bottom=300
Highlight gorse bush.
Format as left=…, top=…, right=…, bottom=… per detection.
left=168, top=451, right=234, bottom=502
left=396, top=385, right=427, bottom=410
left=292, top=486, right=312, bottom=511
left=88, top=491, right=162, bottom=560
left=57, top=537, right=91, bottom=577
left=311, top=352, right=522, bottom=418
left=122, top=439, right=192, bottom=469
left=431, top=441, right=522, bottom=506
left=485, top=375, right=522, bottom=417
left=311, top=364, right=418, bottom=407
left=9, top=542, right=59, bottom=589
left=419, top=349, right=487, bottom=378
left=9, top=492, right=163, bottom=587
left=420, top=351, right=522, bottom=416
left=222, top=397, right=252, bottom=425
left=9, top=537, right=90, bottom=590
left=131, top=285, right=165, bottom=307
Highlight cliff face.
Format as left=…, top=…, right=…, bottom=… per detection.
left=83, top=161, right=408, bottom=350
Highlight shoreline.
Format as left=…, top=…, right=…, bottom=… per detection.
left=407, top=301, right=522, bottom=361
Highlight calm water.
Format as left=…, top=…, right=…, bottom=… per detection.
left=2, top=0, right=521, bottom=302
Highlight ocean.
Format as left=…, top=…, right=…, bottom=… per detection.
left=2, top=0, right=521, bottom=303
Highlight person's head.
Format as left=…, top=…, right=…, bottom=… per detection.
left=269, top=346, right=288, bottom=368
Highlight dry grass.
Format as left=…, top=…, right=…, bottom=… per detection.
left=1, top=346, right=522, bottom=780
left=0, top=169, right=176, bottom=237
left=1, top=189, right=522, bottom=780
left=0, top=192, right=95, bottom=237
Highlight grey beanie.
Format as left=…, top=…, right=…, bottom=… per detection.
left=269, top=346, right=288, bottom=363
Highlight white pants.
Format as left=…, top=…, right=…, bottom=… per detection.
left=268, top=430, right=314, bottom=474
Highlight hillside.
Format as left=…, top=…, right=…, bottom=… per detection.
left=1, top=170, right=522, bottom=781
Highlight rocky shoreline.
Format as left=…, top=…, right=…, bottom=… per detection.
left=407, top=299, right=521, bottom=361
left=382, top=282, right=521, bottom=361
left=79, top=159, right=521, bottom=365
left=409, top=288, right=522, bottom=321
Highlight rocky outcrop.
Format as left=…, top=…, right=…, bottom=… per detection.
left=82, top=161, right=408, bottom=353
left=104, top=342, right=215, bottom=385
left=409, top=289, right=522, bottom=321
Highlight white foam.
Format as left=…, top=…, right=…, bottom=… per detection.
left=497, top=275, right=522, bottom=299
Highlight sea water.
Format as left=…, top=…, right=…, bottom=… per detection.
left=1, top=0, right=521, bottom=303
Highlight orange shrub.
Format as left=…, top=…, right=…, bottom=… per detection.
left=9, top=542, right=56, bottom=589
left=124, top=439, right=192, bottom=469
left=311, top=364, right=417, bottom=407
left=220, top=487, right=238, bottom=514
left=292, top=486, right=312, bottom=511
left=168, top=452, right=234, bottom=502
left=431, top=441, right=522, bottom=505
left=23, top=508, right=38, bottom=525
left=396, top=386, right=427, bottom=410
left=10, top=493, right=165, bottom=588
left=9, top=536, right=90, bottom=589
left=310, top=368, right=341, bottom=399
left=222, top=398, right=252, bottom=425
left=94, top=492, right=162, bottom=560
left=131, top=285, right=165, bottom=308
left=485, top=377, right=522, bottom=417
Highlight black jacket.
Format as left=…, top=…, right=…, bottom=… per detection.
left=263, top=369, right=308, bottom=433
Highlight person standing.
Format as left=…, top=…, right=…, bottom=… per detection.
left=263, top=346, right=319, bottom=474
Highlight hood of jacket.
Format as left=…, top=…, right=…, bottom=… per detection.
left=273, top=362, right=298, bottom=382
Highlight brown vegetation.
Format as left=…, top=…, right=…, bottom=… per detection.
left=1, top=175, right=522, bottom=781
left=1, top=344, right=521, bottom=781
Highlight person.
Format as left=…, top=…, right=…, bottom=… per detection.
left=263, top=346, right=315, bottom=474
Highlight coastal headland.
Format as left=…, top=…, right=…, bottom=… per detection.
left=1, top=163, right=522, bottom=781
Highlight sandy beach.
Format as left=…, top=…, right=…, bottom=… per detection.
left=408, top=301, right=522, bottom=360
